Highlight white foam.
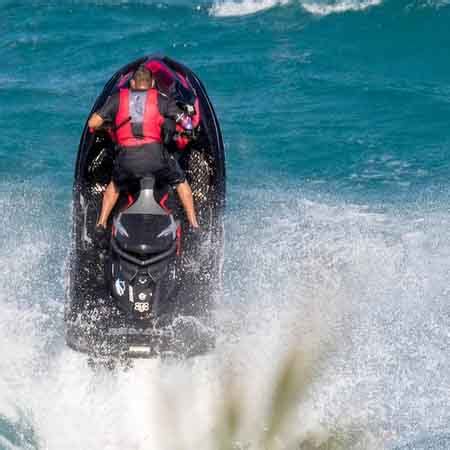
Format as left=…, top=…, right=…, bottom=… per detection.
left=420, top=0, right=450, bottom=9
left=301, top=0, right=382, bottom=16
left=209, top=0, right=382, bottom=17
left=209, top=0, right=290, bottom=17
left=1, top=183, right=449, bottom=449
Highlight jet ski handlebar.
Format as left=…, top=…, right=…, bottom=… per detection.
left=91, top=117, right=131, bottom=134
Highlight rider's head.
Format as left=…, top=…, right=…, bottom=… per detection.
left=130, top=65, right=154, bottom=90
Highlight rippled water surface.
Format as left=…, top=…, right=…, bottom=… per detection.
left=1, top=1, right=449, bottom=448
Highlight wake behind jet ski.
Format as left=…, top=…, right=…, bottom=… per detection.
left=65, top=55, right=225, bottom=359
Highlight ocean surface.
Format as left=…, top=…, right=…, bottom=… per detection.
left=1, top=0, right=449, bottom=449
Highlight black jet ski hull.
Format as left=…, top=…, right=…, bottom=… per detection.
left=65, top=55, right=225, bottom=359
left=66, top=308, right=215, bottom=359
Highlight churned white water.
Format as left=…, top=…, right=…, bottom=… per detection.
left=209, top=0, right=383, bottom=17
left=0, top=183, right=448, bottom=449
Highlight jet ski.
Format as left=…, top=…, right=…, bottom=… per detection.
left=65, top=55, right=225, bottom=359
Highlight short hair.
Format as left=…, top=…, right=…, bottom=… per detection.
left=133, top=65, right=153, bottom=86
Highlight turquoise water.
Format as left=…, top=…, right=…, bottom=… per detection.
left=1, top=1, right=449, bottom=449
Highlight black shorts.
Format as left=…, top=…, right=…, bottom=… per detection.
left=112, top=143, right=185, bottom=190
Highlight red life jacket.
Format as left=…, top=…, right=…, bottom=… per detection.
left=115, top=88, right=164, bottom=147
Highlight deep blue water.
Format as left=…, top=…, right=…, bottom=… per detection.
left=0, top=1, right=449, bottom=449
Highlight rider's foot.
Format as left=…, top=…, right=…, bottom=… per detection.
left=187, top=214, right=199, bottom=229
left=94, top=224, right=108, bottom=248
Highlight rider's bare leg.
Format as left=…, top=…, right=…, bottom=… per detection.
left=97, top=181, right=120, bottom=228
left=176, top=181, right=199, bottom=228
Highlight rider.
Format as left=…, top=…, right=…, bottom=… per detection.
left=88, top=65, right=199, bottom=240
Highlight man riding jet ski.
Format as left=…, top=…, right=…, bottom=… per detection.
left=65, top=56, right=225, bottom=359
left=88, top=65, right=199, bottom=244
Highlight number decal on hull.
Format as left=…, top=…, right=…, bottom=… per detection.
left=135, top=302, right=149, bottom=312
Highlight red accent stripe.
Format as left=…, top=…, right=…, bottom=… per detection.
left=176, top=225, right=182, bottom=256
left=159, top=192, right=170, bottom=212
left=127, top=194, right=135, bottom=208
